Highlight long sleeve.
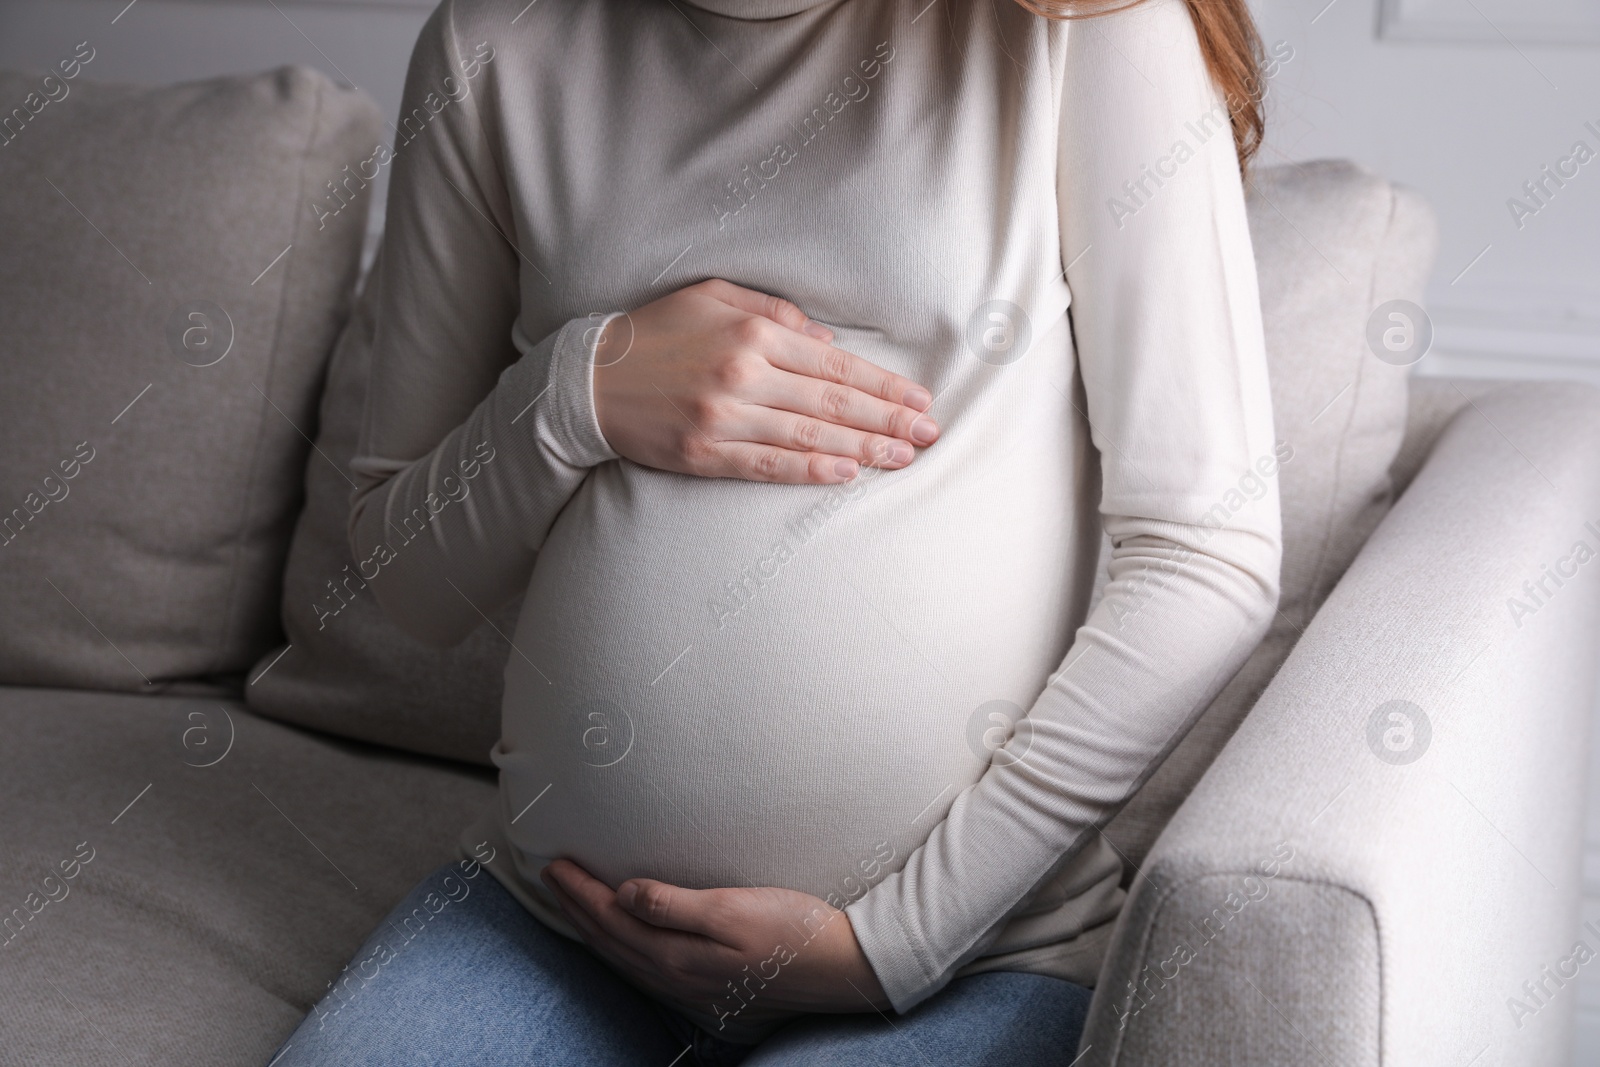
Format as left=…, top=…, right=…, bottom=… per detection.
left=347, top=1, right=619, bottom=648
left=845, top=0, right=1283, bottom=1011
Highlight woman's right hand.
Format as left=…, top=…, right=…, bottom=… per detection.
left=591, top=279, right=940, bottom=485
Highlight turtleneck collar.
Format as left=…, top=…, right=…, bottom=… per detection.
left=680, top=0, right=837, bottom=18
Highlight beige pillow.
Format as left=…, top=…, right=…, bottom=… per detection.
left=0, top=66, right=381, bottom=692
left=1104, top=160, right=1436, bottom=867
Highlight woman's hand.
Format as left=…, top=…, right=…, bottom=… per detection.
left=592, top=279, right=940, bottom=484
left=540, top=858, right=891, bottom=1032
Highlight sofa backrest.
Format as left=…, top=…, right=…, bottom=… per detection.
left=0, top=65, right=381, bottom=692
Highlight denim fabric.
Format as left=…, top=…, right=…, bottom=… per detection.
left=269, top=862, right=1092, bottom=1066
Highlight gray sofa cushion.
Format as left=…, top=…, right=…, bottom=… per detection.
left=0, top=685, right=494, bottom=1066
left=1104, top=160, right=1435, bottom=869
left=0, top=66, right=380, bottom=692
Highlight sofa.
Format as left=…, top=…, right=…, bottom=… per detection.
left=1, top=65, right=1594, bottom=1067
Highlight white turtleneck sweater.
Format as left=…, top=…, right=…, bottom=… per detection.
left=348, top=0, right=1281, bottom=1035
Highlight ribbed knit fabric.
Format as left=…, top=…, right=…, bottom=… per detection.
left=347, top=0, right=1281, bottom=1037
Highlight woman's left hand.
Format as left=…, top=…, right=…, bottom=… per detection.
left=540, top=859, right=890, bottom=1031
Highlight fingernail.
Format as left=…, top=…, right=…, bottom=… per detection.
left=902, top=386, right=932, bottom=411
left=834, top=458, right=858, bottom=480
left=910, top=418, right=938, bottom=445
left=888, top=441, right=913, bottom=464
left=803, top=320, right=832, bottom=340
left=617, top=882, right=637, bottom=910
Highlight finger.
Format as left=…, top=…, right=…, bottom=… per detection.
left=760, top=331, right=933, bottom=413
left=544, top=861, right=709, bottom=960
left=541, top=862, right=674, bottom=970
left=703, top=440, right=860, bottom=485
left=544, top=858, right=629, bottom=921
left=616, top=879, right=741, bottom=941
left=541, top=870, right=660, bottom=976
left=695, top=279, right=833, bottom=342
left=543, top=866, right=739, bottom=989
left=752, top=369, right=941, bottom=448
left=719, top=406, right=914, bottom=469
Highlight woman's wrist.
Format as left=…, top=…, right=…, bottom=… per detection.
left=527, top=315, right=625, bottom=470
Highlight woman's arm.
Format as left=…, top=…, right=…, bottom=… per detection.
left=842, top=0, right=1283, bottom=1010
left=351, top=3, right=939, bottom=649
left=346, top=2, right=601, bottom=647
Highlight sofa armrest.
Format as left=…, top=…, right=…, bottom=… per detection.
left=1080, top=382, right=1600, bottom=1067
left=1389, top=375, right=1501, bottom=496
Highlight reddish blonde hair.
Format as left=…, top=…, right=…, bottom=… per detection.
left=1018, top=0, right=1266, bottom=170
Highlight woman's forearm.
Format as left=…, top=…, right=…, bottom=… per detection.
left=349, top=304, right=621, bottom=648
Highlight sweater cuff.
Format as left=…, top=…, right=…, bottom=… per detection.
left=537, top=313, right=624, bottom=469
left=844, top=881, right=945, bottom=1013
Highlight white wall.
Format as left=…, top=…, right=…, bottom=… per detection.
left=4, top=0, right=1598, bottom=1060
left=1254, top=0, right=1600, bottom=386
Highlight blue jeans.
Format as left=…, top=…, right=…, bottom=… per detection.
left=270, top=861, right=1093, bottom=1066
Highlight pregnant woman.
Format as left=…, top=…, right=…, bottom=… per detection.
left=274, top=0, right=1281, bottom=1062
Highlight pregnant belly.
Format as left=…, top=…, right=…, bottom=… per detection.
left=497, top=401, right=1092, bottom=902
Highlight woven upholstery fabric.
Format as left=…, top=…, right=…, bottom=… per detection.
left=1389, top=375, right=1498, bottom=495
left=0, top=685, right=494, bottom=1067
left=0, top=66, right=380, bottom=692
